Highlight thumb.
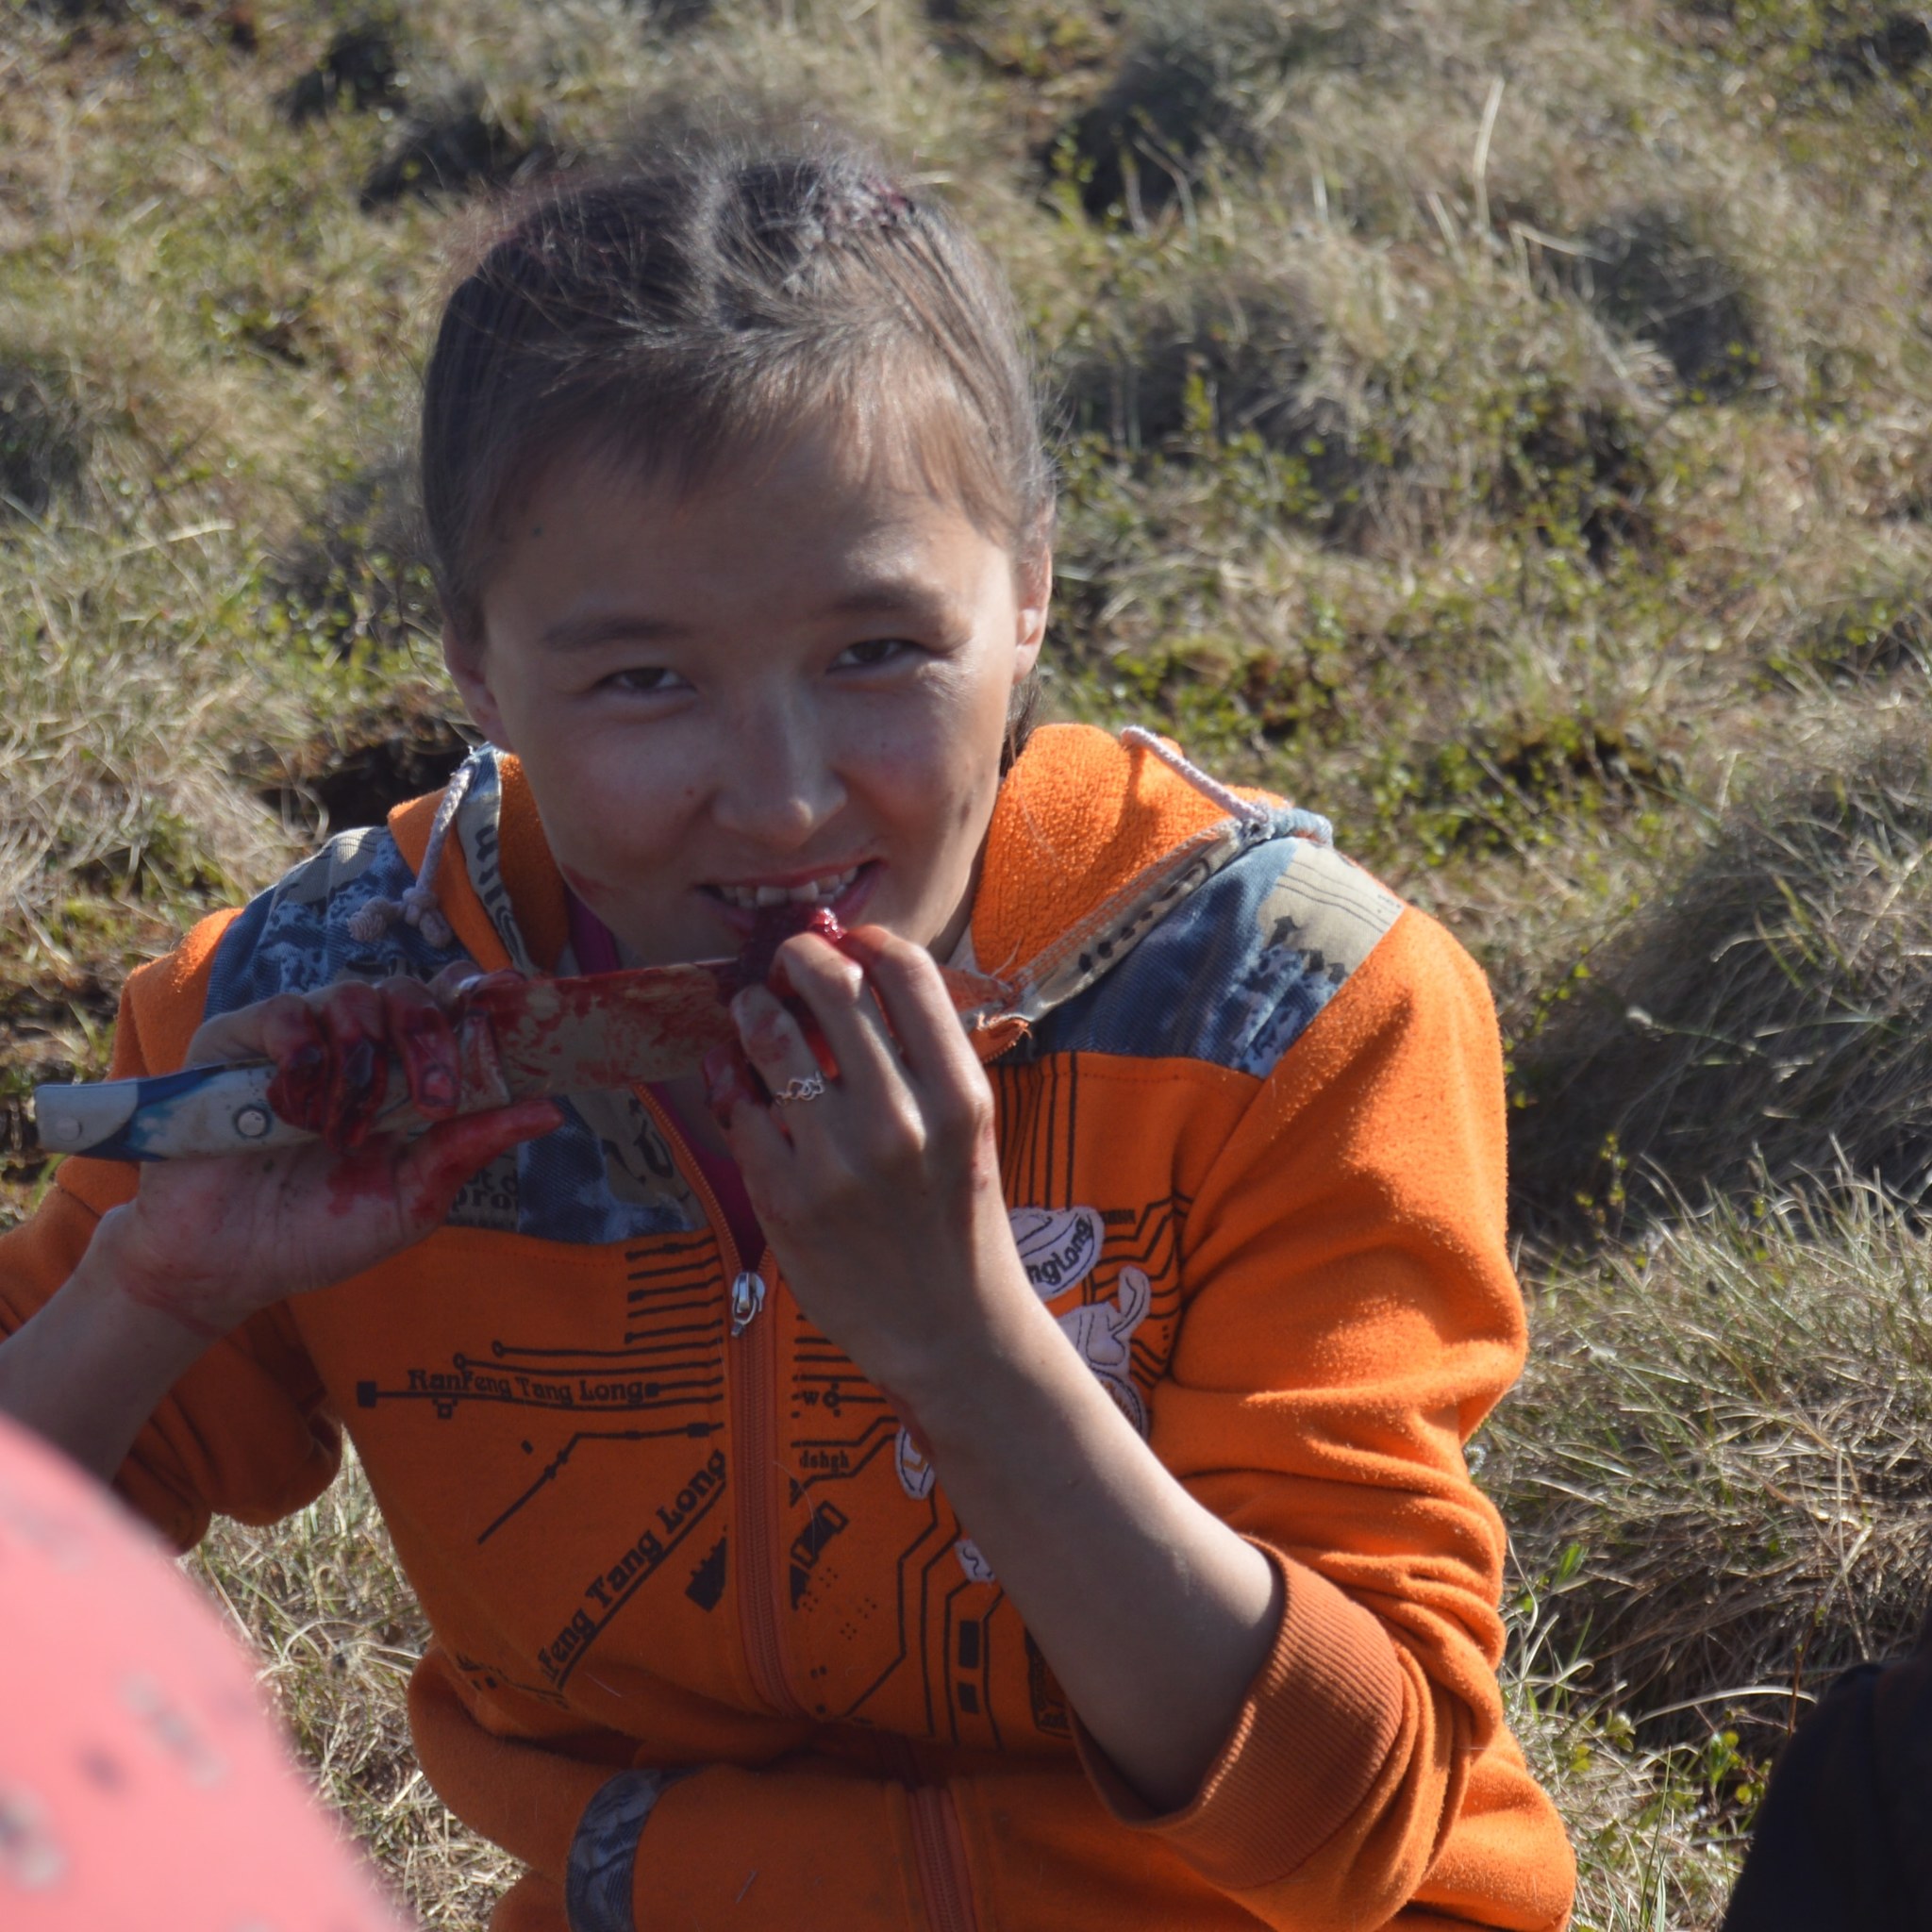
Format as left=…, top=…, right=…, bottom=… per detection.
left=396, top=1100, right=562, bottom=1228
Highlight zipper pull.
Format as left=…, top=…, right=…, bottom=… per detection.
left=729, top=1271, right=767, bottom=1337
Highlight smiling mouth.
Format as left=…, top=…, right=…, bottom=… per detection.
left=704, top=863, right=866, bottom=911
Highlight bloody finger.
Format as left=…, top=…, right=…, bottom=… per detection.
left=836, top=926, right=974, bottom=1091
left=263, top=1004, right=328, bottom=1135
left=388, top=985, right=459, bottom=1120
left=702, top=1042, right=759, bottom=1135
left=320, top=988, right=389, bottom=1154
left=729, top=985, right=825, bottom=1115
left=402, top=1099, right=561, bottom=1227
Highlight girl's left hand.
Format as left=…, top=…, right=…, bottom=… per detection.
left=705, top=925, right=1033, bottom=1404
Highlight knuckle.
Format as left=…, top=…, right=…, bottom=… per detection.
left=325, top=980, right=381, bottom=1026
left=933, top=1088, right=991, bottom=1146
left=822, top=961, right=868, bottom=1008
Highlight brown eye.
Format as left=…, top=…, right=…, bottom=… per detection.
left=834, top=638, right=911, bottom=669
left=608, top=666, right=685, bottom=694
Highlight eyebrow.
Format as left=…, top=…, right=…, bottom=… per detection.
left=821, top=577, right=958, bottom=625
left=538, top=611, right=690, bottom=653
left=536, top=578, right=958, bottom=653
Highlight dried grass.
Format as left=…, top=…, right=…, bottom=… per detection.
left=1488, top=1182, right=1932, bottom=1751
left=187, top=1446, right=519, bottom=1928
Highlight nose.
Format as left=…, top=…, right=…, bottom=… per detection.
left=708, top=695, right=847, bottom=852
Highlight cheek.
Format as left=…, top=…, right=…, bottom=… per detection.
left=526, top=737, right=705, bottom=878
left=853, top=705, right=1002, bottom=844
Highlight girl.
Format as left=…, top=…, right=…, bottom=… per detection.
left=0, top=138, right=1574, bottom=1931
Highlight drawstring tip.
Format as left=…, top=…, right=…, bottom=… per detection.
left=347, top=899, right=400, bottom=944
left=411, top=903, right=456, bottom=951
left=341, top=755, right=475, bottom=954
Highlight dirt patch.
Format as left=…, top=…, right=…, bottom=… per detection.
left=1823, top=10, right=1932, bottom=84
left=1058, top=274, right=1320, bottom=447
left=0, top=358, right=88, bottom=520
left=1050, top=1, right=1343, bottom=220
left=270, top=449, right=438, bottom=654
left=0, top=954, right=142, bottom=1219
left=1419, top=714, right=1674, bottom=855
left=1495, top=383, right=1661, bottom=564
left=1054, top=272, right=1390, bottom=542
left=281, top=18, right=408, bottom=123
left=256, top=705, right=475, bottom=841
left=360, top=89, right=558, bottom=209
left=1564, top=206, right=1760, bottom=401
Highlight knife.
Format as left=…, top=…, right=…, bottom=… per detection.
left=32, top=961, right=1008, bottom=1162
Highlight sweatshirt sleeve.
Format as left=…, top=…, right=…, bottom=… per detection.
left=1074, top=905, right=1573, bottom=1931
left=0, top=910, right=342, bottom=1550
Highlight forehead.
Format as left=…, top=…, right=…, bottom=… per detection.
left=481, top=415, right=1011, bottom=645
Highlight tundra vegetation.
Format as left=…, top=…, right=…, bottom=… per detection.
left=6, top=0, right=1932, bottom=1923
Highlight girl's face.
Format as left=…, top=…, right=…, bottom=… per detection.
left=445, top=420, right=1049, bottom=969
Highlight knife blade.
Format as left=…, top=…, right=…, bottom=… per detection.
left=32, top=959, right=1009, bottom=1162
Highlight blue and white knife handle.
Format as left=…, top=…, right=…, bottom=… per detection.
left=35, top=1063, right=317, bottom=1162
left=34, top=1062, right=435, bottom=1162
left=33, top=1015, right=514, bottom=1163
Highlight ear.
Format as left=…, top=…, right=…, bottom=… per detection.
left=442, top=624, right=516, bottom=753
left=1012, top=540, right=1052, bottom=680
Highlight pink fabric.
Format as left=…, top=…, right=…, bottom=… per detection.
left=0, top=1414, right=408, bottom=1929
left=563, top=891, right=767, bottom=1267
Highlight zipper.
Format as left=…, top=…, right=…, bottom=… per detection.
left=879, top=1737, right=980, bottom=1932
left=908, top=1785, right=980, bottom=1932
left=729, top=1270, right=766, bottom=1336
left=635, top=1087, right=802, bottom=1720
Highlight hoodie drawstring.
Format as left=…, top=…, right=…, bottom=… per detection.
left=1119, top=725, right=1273, bottom=825
left=344, top=755, right=475, bottom=952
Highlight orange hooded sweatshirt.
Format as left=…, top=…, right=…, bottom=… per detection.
left=0, top=724, right=1574, bottom=1931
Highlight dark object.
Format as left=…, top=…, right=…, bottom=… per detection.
left=644, top=0, right=713, bottom=27
left=729, top=906, right=844, bottom=994
left=1723, top=1604, right=1932, bottom=1930
left=281, top=23, right=406, bottom=124
left=258, top=710, right=474, bottom=836
left=1568, top=207, right=1759, bottom=400
left=216, top=3, right=258, bottom=51
left=1063, top=39, right=1222, bottom=220
left=360, top=92, right=549, bottom=209
left=0, top=359, right=88, bottom=519
left=1824, top=12, right=1932, bottom=84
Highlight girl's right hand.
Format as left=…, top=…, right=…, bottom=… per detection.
left=97, top=975, right=560, bottom=1342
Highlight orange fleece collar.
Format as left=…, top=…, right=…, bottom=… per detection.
left=383, top=724, right=1283, bottom=994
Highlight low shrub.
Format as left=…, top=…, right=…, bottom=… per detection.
left=1510, top=728, right=1932, bottom=1228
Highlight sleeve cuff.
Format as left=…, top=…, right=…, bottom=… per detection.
left=566, top=1766, right=692, bottom=1932
left=1072, top=1541, right=1407, bottom=1890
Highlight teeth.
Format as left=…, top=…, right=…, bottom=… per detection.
left=712, top=866, right=859, bottom=910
